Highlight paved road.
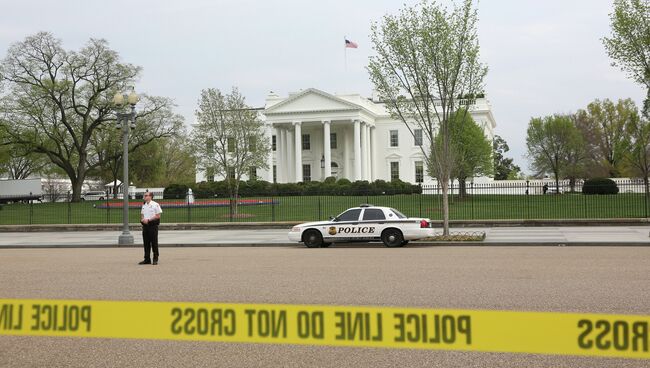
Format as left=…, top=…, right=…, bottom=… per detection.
left=1, top=246, right=649, bottom=367
left=1, top=226, right=649, bottom=247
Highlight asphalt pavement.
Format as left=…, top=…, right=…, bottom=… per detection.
left=0, top=226, right=649, bottom=248
left=1, top=246, right=649, bottom=367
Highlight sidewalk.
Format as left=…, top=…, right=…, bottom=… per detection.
left=0, top=226, right=648, bottom=248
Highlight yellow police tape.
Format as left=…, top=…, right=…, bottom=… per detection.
left=0, top=298, right=648, bottom=359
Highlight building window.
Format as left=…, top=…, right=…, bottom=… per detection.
left=227, top=167, right=235, bottom=180
left=227, top=137, right=235, bottom=153
left=206, top=138, right=214, bottom=154
left=414, top=129, right=423, bottom=147
left=248, top=136, right=257, bottom=151
left=330, top=133, right=337, bottom=149
left=302, top=134, right=310, bottom=150
left=302, top=164, right=311, bottom=182
left=249, top=166, right=257, bottom=181
left=272, top=135, right=277, bottom=151
left=390, top=162, right=400, bottom=181
left=206, top=167, right=215, bottom=182
left=415, top=161, right=424, bottom=183
left=390, top=130, right=399, bottom=147
left=273, top=165, right=277, bottom=183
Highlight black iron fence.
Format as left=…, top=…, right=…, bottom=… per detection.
left=0, top=180, right=647, bottom=225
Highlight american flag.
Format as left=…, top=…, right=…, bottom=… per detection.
left=345, top=39, right=358, bottom=48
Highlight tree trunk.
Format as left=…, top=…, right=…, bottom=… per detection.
left=71, top=178, right=83, bottom=202
left=459, top=178, right=467, bottom=198
left=441, top=178, right=450, bottom=236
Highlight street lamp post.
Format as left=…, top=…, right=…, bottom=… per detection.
left=113, top=88, right=139, bottom=245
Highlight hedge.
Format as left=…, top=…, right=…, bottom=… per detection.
left=166, top=179, right=422, bottom=199
left=582, top=178, right=619, bottom=195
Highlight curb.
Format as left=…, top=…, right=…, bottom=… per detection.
left=1, top=218, right=649, bottom=232
left=1, top=241, right=648, bottom=249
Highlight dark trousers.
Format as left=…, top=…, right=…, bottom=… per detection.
left=142, top=222, right=159, bottom=261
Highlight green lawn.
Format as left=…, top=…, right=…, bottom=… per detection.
left=0, top=193, right=646, bottom=225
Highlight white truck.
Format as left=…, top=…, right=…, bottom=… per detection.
left=0, top=178, right=43, bottom=203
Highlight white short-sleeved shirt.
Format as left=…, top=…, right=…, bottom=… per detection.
left=141, top=200, right=162, bottom=220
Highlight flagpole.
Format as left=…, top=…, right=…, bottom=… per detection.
left=344, top=36, right=347, bottom=72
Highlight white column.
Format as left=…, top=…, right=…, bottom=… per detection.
left=266, top=124, right=274, bottom=182
left=279, top=127, right=286, bottom=183
left=365, top=124, right=371, bottom=180
left=287, top=128, right=294, bottom=182
left=353, top=119, right=361, bottom=181
left=360, top=122, right=367, bottom=181
left=370, top=126, right=377, bottom=181
left=343, top=128, right=350, bottom=179
left=323, top=120, right=331, bottom=179
left=294, top=121, right=302, bottom=182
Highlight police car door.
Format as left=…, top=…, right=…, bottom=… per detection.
left=328, top=208, right=362, bottom=241
left=359, top=208, right=386, bottom=241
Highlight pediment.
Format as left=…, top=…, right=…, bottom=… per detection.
left=265, top=88, right=360, bottom=114
left=385, top=153, right=402, bottom=160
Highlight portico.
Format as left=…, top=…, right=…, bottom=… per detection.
left=265, top=89, right=378, bottom=183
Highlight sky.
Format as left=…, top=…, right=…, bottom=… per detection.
left=0, top=0, right=645, bottom=172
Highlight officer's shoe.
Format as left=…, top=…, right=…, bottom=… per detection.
left=138, top=260, right=151, bottom=265
left=152, top=259, right=158, bottom=265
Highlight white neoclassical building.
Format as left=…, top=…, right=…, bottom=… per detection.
left=196, top=88, right=497, bottom=184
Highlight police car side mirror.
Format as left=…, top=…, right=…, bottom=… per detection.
left=329, top=216, right=337, bottom=222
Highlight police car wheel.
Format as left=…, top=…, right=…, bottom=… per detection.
left=381, top=228, right=404, bottom=247
left=303, top=230, right=323, bottom=248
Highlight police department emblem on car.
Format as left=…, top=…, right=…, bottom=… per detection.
left=288, top=204, right=434, bottom=248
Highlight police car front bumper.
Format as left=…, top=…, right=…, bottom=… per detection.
left=288, top=227, right=302, bottom=242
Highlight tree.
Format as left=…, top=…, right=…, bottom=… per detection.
left=443, top=110, right=492, bottom=197
left=574, top=98, right=636, bottom=177
left=625, top=116, right=650, bottom=196
left=603, top=0, right=650, bottom=116
left=0, top=144, right=47, bottom=179
left=368, top=0, right=487, bottom=235
left=526, top=115, right=586, bottom=192
left=492, top=135, right=521, bottom=180
left=91, top=97, right=184, bottom=196
left=191, top=87, right=270, bottom=214
left=0, top=32, right=180, bottom=201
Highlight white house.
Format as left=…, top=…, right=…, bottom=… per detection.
left=196, top=88, right=497, bottom=184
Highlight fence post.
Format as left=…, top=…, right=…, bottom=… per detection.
left=419, top=191, right=422, bottom=218
left=526, top=180, right=530, bottom=220
left=105, top=196, right=109, bottom=224
left=318, top=197, right=321, bottom=220
left=67, top=191, right=72, bottom=224
left=229, top=198, right=234, bottom=222
left=471, top=182, right=474, bottom=220
left=187, top=194, right=192, bottom=223
left=271, top=196, right=276, bottom=222
left=643, top=176, right=649, bottom=218
left=29, top=192, right=33, bottom=225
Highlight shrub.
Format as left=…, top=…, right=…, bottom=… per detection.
left=582, top=178, right=619, bottom=195
left=163, top=184, right=189, bottom=199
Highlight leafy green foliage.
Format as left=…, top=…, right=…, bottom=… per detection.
left=170, top=179, right=422, bottom=199
left=582, top=178, right=619, bottom=195
left=526, top=115, right=586, bottom=189
left=493, top=135, right=521, bottom=180
left=574, top=98, right=637, bottom=177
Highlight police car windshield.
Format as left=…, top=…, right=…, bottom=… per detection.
left=390, top=208, right=407, bottom=219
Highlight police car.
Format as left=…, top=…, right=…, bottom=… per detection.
left=288, top=204, right=435, bottom=248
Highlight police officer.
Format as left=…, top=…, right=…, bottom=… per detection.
left=139, top=192, right=162, bottom=265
